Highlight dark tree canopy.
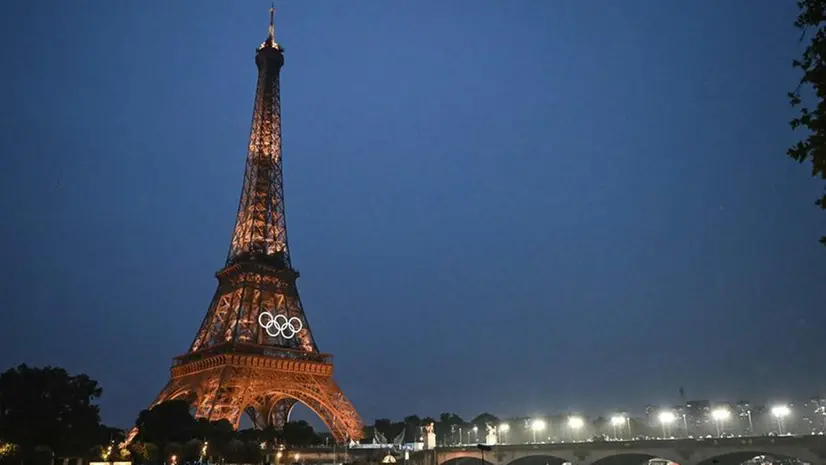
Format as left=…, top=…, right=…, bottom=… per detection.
left=132, top=399, right=323, bottom=459
left=471, top=413, right=500, bottom=427
left=790, top=0, right=826, bottom=245
left=280, top=420, right=321, bottom=446
left=0, top=364, right=105, bottom=457
left=402, top=415, right=421, bottom=427
left=134, top=400, right=197, bottom=445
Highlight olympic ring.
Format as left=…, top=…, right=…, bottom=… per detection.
left=258, top=311, right=303, bottom=339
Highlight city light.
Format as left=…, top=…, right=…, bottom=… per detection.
left=658, top=411, right=676, bottom=424
left=772, top=404, right=791, bottom=434
left=658, top=411, right=676, bottom=438
left=498, top=423, right=510, bottom=443
left=101, top=444, right=113, bottom=461
left=610, top=414, right=626, bottom=439
left=568, top=416, right=584, bottom=441
left=711, top=408, right=731, bottom=421
left=300, top=399, right=826, bottom=447
left=772, top=405, right=791, bottom=418
left=568, top=416, right=584, bottom=429
left=711, top=408, right=731, bottom=436
left=530, top=418, right=546, bottom=443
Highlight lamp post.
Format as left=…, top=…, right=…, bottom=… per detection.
left=498, top=423, right=510, bottom=444
left=658, top=411, right=676, bottom=438
left=568, top=416, right=584, bottom=442
left=610, top=415, right=625, bottom=440
left=530, top=419, right=546, bottom=443
left=772, top=405, right=791, bottom=435
left=711, top=408, right=731, bottom=437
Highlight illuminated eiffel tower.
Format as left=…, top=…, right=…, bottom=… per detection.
left=127, top=8, right=363, bottom=444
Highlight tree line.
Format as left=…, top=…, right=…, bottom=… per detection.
left=0, top=364, right=324, bottom=465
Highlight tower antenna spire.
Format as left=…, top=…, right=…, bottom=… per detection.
left=268, top=3, right=275, bottom=43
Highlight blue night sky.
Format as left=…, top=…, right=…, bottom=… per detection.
left=1, top=1, right=825, bottom=430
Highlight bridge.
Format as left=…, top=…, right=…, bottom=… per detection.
left=407, top=436, right=826, bottom=465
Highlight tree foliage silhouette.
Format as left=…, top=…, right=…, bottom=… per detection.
left=0, top=364, right=105, bottom=457
left=789, top=0, right=826, bottom=245
left=131, top=399, right=323, bottom=457
left=134, top=399, right=196, bottom=446
left=471, top=413, right=500, bottom=428
left=280, top=420, right=321, bottom=446
left=32, top=446, right=53, bottom=465
left=402, top=415, right=422, bottom=442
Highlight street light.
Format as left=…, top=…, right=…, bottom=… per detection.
left=711, top=408, right=731, bottom=437
left=498, top=423, right=510, bottom=444
left=610, top=415, right=625, bottom=439
left=477, top=444, right=492, bottom=465
left=530, top=419, right=546, bottom=443
left=772, top=405, right=791, bottom=435
left=472, top=425, right=478, bottom=443
left=658, top=411, right=676, bottom=438
left=568, top=416, right=584, bottom=442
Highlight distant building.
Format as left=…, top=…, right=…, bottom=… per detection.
left=736, top=401, right=754, bottom=434
left=685, top=400, right=711, bottom=435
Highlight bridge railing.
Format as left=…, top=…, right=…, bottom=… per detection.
left=434, top=434, right=824, bottom=450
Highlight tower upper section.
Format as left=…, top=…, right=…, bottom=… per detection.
left=256, top=6, right=284, bottom=67
left=226, top=7, right=291, bottom=268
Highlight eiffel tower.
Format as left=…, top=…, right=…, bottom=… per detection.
left=127, top=8, right=363, bottom=444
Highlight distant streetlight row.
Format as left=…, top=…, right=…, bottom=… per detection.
left=496, top=414, right=628, bottom=443
left=489, top=404, right=794, bottom=444
left=656, top=404, right=791, bottom=436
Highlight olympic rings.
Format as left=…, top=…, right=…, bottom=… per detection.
left=258, top=312, right=303, bottom=339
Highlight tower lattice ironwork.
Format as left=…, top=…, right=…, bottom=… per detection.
left=127, top=8, right=363, bottom=444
